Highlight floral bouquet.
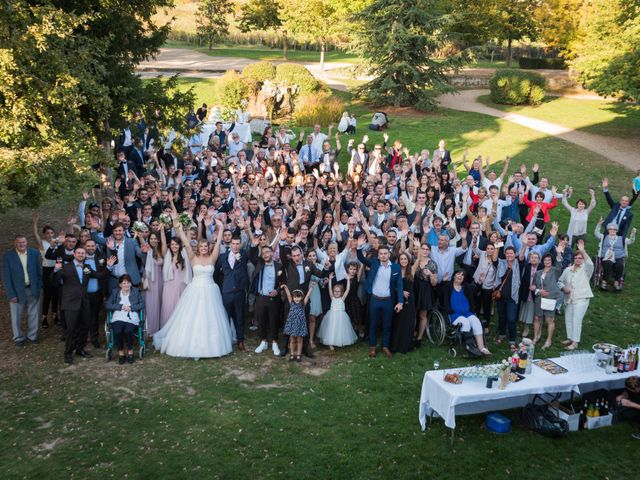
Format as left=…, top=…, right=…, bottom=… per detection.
left=177, top=212, right=196, bottom=230
left=132, top=221, right=149, bottom=234
left=159, top=213, right=172, bottom=226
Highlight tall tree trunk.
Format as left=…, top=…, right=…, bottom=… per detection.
left=507, top=37, right=513, bottom=67
left=209, top=35, right=212, bottom=50
left=282, top=29, right=288, bottom=60
left=320, top=41, right=325, bottom=72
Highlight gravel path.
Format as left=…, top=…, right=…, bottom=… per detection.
left=437, top=89, right=639, bottom=171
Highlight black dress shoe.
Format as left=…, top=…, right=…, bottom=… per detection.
left=279, top=348, right=289, bottom=357
left=127, top=354, right=135, bottom=364
left=75, top=349, right=93, bottom=358
left=15, top=340, right=25, bottom=348
left=64, top=355, right=73, bottom=364
left=54, top=316, right=61, bottom=326
left=118, top=355, right=126, bottom=365
left=302, top=348, right=315, bottom=359
left=27, top=338, right=38, bottom=345
left=41, top=318, right=49, bottom=329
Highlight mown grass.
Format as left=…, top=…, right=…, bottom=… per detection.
left=477, top=94, right=640, bottom=140
left=1, top=85, right=639, bottom=480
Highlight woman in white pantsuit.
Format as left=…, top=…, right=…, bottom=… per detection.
left=557, top=240, right=594, bottom=350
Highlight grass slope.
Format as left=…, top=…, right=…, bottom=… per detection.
left=1, top=87, right=639, bottom=480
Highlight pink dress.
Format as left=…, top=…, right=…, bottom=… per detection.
left=160, top=263, right=186, bottom=328
left=144, top=257, right=164, bottom=335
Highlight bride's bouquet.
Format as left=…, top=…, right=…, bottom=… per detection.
left=159, top=213, right=172, bottom=227
left=132, top=221, right=149, bottom=234
left=177, top=212, right=196, bottom=230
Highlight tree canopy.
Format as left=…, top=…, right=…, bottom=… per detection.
left=0, top=0, right=195, bottom=211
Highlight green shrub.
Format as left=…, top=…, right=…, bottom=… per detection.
left=242, top=61, right=277, bottom=83
left=212, top=70, right=249, bottom=109
left=518, top=57, right=566, bottom=70
left=275, top=63, right=320, bottom=95
left=293, top=93, right=343, bottom=127
left=490, top=69, right=546, bottom=106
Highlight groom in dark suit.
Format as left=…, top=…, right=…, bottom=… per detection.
left=52, top=246, right=99, bottom=364
left=357, top=239, right=404, bottom=358
left=217, top=236, right=250, bottom=351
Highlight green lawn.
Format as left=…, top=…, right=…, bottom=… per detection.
left=477, top=94, right=640, bottom=140
left=2, top=85, right=639, bottom=479
left=164, top=40, right=361, bottom=64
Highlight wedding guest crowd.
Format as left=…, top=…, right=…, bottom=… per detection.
left=3, top=110, right=638, bottom=366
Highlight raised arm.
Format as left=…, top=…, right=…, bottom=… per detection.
left=31, top=213, right=42, bottom=247
left=175, top=224, right=195, bottom=260
left=208, top=219, right=224, bottom=264
left=341, top=277, right=351, bottom=300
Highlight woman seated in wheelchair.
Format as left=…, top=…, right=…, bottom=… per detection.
left=443, top=270, right=491, bottom=356
left=105, top=274, right=145, bottom=365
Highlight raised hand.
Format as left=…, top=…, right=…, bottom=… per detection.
left=602, top=178, right=608, bottom=189
left=383, top=133, right=389, bottom=143
left=532, top=163, right=539, bottom=173
left=577, top=239, right=585, bottom=251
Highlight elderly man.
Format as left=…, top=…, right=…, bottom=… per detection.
left=431, top=231, right=468, bottom=283
left=3, top=235, right=43, bottom=347
left=602, top=178, right=637, bottom=239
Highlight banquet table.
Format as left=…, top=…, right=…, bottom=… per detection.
left=418, top=355, right=637, bottom=433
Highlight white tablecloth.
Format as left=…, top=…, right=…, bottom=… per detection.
left=200, top=122, right=253, bottom=144
left=418, top=356, right=637, bottom=430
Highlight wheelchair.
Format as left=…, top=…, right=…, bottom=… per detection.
left=426, top=303, right=484, bottom=359
left=105, top=310, right=148, bottom=361
left=592, top=255, right=627, bottom=291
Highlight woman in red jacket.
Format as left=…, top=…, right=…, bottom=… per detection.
left=522, top=186, right=558, bottom=242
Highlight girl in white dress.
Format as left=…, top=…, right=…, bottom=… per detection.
left=317, top=274, right=357, bottom=349
left=153, top=219, right=233, bottom=359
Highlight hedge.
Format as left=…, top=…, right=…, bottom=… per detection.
left=241, top=61, right=277, bottom=83
left=490, top=69, right=546, bottom=106
left=212, top=70, right=249, bottom=109
left=518, top=57, right=566, bottom=70
left=275, top=63, right=320, bottom=95
left=292, top=93, right=343, bottom=127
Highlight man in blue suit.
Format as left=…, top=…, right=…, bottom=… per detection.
left=2, top=235, right=42, bottom=347
left=216, top=236, right=250, bottom=351
left=357, top=237, right=404, bottom=358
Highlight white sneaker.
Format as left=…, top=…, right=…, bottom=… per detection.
left=254, top=341, right=268, bottom=354
left=271, top=342, right=281, bottom=356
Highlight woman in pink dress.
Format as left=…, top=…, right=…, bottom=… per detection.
left=143, top=230, right=165, bottom=335
left=159, top=234, right=191, bottom=328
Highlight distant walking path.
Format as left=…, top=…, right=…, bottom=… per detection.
left=437, top=89, right=639, bottom=171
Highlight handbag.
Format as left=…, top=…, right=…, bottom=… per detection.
left=492, top=268, right=512, bottom=301
left=540, top=296, right=556, bottom=311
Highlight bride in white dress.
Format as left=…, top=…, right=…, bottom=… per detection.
left=153, top=219, right=233, bottom=358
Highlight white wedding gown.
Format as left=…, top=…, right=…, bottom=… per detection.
left=153, top=264, right=233, bottom=358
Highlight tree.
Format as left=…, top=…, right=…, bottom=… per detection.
left=196, top=0, right=235, bottom=50
left=350, top=0, right=473, bottom=110
left=534, top=0, right=581, bottom=58
left=238, top=0, right=288, bottom=58
left=0, top=1, right=195, bottom=211
left=570, top=0, right=640, bottom=101
left=280, top=0, right=345, bottom=71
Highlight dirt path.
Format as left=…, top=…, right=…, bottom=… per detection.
left=437, top=89, right=639, bottom=171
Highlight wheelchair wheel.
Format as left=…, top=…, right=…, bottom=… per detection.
left=448, top=347, right=457, bottom=358
left=427, top=309, right=447, bottom=346
left=106, top=348, right=112, bottom=362
left=139, top=345, right=145, bottom=359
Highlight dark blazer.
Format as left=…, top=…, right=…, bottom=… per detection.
left=279, top=243, right=326, bottom=293
left=441, top=281, right=476, bottom=316
left=216, top=250, right=250, bottom=294
left=2, top=248, right=42, bottom=303
left=249, top=247, right=285, bottom=295
left=44, top=244, right=75, bottom=264
left=457, top=233, right=488, bottom=267
left=91, top=232, right=144, bottom=285
left=52, top=262, right=99, bottom=311
left=519, top=263, right=539, bottom=303
left=104, top=286, right=145, bottom=312
left=356, top=248, right=404, bottom=305
left=603, top=190, right=636, bottom=238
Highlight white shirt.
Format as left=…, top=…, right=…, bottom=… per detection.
left=481, top=176, right=503, bottom=190
left=372, top=262, right=392, bottom=298
left=114, top=239, right=126, bottom=277
left=122, top=128, right=132, bottom=147
left=431, top=246, right=467, bottom=282
left=112, top=292, right=140, bottom=325
left=228, top=140, right=244, bottom=157
left=311, top=132, right=327, bottom=151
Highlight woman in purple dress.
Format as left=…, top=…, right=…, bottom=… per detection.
left=143, top=230, right=165, bottom=335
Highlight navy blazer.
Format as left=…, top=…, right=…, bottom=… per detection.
left=356, top=248, right=404, bottom=304
left=216, top=250, right=250, bottom=294
left=603, top=190, right=636, bottom=239
left=2, top=248, right=42, bottom=303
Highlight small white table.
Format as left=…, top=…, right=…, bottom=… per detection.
left=418, top=356, right=636, bottom=435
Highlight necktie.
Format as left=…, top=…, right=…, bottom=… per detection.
left=615, top=208, right=623, bottom=225
left=308, top=146, right=313, bottom=162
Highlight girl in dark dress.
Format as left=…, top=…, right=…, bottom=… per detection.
left=412, top=243, right=438, bottom=347
left=391, top=252, right=417, bottom=354
left=343, top=262, right=364, bottom=338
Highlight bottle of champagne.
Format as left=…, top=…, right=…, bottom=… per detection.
left=579, top=409, right=586, bottom=430
left=586, top=403, right=593, bottom=417
left=618, top=353, right=626, bottom=373
left=593, top=401, right=600, bottom=418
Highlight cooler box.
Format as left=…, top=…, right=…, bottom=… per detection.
left=556, top=406, right=580, bottom=432
left=486, top=413, right=511, bottom=433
